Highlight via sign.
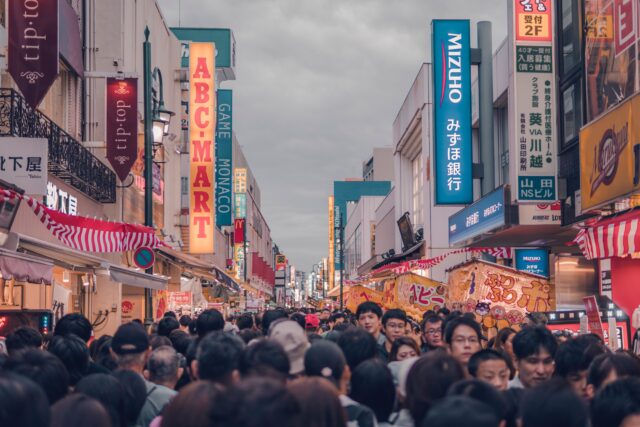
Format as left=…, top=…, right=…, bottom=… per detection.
left=432, top=20, right=473, bottom=205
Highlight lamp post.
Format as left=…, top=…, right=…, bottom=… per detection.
left=142, top=27, right=174, bottom=327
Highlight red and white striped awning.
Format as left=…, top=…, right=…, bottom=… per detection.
left=574, top=209, right=640, bottom=260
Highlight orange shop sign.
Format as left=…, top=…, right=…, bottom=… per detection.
left=579, top=94, right=640, bottom=211
left=189, top=42, right=216, bottom=254
left=515, top=0, right=553, bottom=42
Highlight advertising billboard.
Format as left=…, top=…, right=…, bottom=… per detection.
left=215, top=89, right=233, bottom=226
left=189, top=43, right=216, bottom=254
left=514, top=248, right=549, bottom=277
left=432, top=20, right=473, bottom=205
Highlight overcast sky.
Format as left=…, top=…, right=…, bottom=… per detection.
left=158, top=0, right=508, bottom=273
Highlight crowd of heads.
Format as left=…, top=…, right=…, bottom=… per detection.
left=1, top=302, right=640, bottom=427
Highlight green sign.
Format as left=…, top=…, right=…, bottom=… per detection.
left=516, top=46, right=552, bottom=73
left=171, top=27, right=236, bottom=70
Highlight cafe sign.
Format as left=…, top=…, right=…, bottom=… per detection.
left=106, top=78, right=138, bottom=182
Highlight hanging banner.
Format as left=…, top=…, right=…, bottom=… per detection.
left=106, top=78, right=138, bottom=182
left=8, top=0, right=59, bottom=109
left=215, top=89, right=233, bottom=226
left=512, top=0, right=557, bottom=202
left=448, top=259, right=555, bottom=336
left=432, top=20, right=473, bottom=205
left=189, top=42, right=216, bottom=254
left=234, top=218, right=245, bottom=244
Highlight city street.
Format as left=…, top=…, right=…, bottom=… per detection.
left=0, top=0, right=640, bottom=426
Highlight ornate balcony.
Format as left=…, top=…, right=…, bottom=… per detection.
left=0, top=88, right=116, bottom=203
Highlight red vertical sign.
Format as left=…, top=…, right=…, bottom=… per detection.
left=583, top=295, right=605, bottom=341
left=106, top=78, right=138, bottom=181
left=614, top=0, right=636, bottom=55
left=8, top=0, right=59, bottom=108
left=234, top=218, right=245, bottom=244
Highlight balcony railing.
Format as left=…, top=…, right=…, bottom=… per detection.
left=0, top=88, right=116, bottom=203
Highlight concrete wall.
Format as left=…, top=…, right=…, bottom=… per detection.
left=375, top=188, right=396, bottom=257
left=372, top=147, right=394, bottom=182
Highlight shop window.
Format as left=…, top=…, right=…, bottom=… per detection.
left=561, top=80, right=582, bottom=149
left=412, top=153, right=424, bottom=229
left=559, top=0, right=581, bottom=77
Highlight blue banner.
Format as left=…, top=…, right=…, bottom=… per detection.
left=515, top=248, right=549, bottom=277
left=432, top=20, right=473, bottom=205
left=448, top=186, right=507, bottom=246
left=216, top=90, right=233, bottom=226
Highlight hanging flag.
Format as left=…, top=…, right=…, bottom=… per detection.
left=1, top=190, right=165, bottom=252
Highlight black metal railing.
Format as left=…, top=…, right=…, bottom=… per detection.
left=0, top=88, right=116, bottom=203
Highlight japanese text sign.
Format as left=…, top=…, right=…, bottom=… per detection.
left=432, top=20, right=473, bottom=205
left=579, top=94, right=640, bottom=210
left=448, top=186, right=507, bottom=246
left=383, top=274, right=447, bottom=319
left=583, top=295, right=605, bottom=341
left=234, top=193, right=246, bottom=219
left=189, top=43, right=216, bottom=254
left=0, top=137, right=47, bottom=195
left=46, top=181, right=77, bottom=215
left=515, top=248, right=549, bottom=277
left=8, top=0, right=59, bottom=108
left=106, top=78, right=138, bottom=182
left=215, top=90, right=233, bottom=227
left=614, top=0, right=636, bottom=56
left=515, top=0, right=552, bottom=41
left=512, top=0, right=557, bottom=202
left=234, top=168, right=247, bottom=193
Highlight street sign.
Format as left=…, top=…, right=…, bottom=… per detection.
left=133, top=247, right=155, bottom=270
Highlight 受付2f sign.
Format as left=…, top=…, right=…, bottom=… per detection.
left=432, top=20, right=473, bottom=205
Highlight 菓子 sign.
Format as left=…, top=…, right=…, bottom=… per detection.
left=189, top=42, right=216, bottom=254
left=512, top=0, right=558, bottom=202
left=215, top=90, right=233, bottom=227
left=432, top=20, right=473, bottom=205
left=8, top=0, right=59, bottom=109
left=0, top=137, right=47, bottom=195
left=106, top=78, right=138, bottom=182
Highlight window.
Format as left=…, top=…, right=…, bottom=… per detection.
left=561, top=81, right=582, bottom=148
left=411, top=154, right=424, bottom=228
left=559, top=0, right=581, bottom=76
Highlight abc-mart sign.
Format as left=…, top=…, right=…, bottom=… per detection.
left=579, top=93, right=640, bottom=211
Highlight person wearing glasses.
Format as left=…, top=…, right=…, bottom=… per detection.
left=420, top=314, right=445, bottom=353
left=443, top=316, right=483, bottom=377
left=509, top=326, right=558, bottom=389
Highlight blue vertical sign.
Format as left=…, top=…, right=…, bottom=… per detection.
left=216, top=89, right=233, bottom=226
left=432, top=20, right=473, bottom=205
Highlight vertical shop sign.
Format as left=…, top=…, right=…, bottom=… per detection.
left=512, top=0, right=557, bottom=202
left=215, top=90, right=233, bottom=226
left=106, top=78, right=138, bottom=182
left=8, top=0, right=59, bottom=109
left=234, top=193, right=246, bottom=219
left=432, top=20, right=473, bottom=205
left=613, top=0, right=636, bottom=56
left=583, top=295, right=605, bottom=341
left=189, top=43, right=216, bottom=254
left=328, top=196, right=335, bottom=290
left=234, top=218, right=245, bottom=244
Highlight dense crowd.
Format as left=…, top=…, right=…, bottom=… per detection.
left=1, top=302, right=639, bottom=427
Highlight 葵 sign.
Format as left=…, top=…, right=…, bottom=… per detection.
left=0, top=137, right=47, bottom=195
left=511, top=0, right=557, bottom=202
left=189, top=42, right=216, bottom=254
left=215, top=89, right=233, bottom=227
left=8, top=0, right=59, bottom=108
left=106, top=78, right=138, bottom=182
left=432, top=20, right=473, bottom=205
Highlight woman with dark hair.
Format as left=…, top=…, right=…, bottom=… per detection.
left=389, top=337, right=420, bottom=362
left=288, top=377, right=347, bottom=427
left=405, top=351, right=465, bottom=425
left=160, top=381, right=226, bottom=427
left=493, top=328, right=516, bottom=365
left=0, top=372, right=50, bottom=427
left=350, top=359, right=395, bottom=425
left=75, top=373, right=126, bottom=427
left=51, top=394, right=111, bottom=427
left=111, top=370, right=147, bottom=426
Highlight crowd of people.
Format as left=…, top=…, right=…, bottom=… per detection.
left=1, top=302, right=640, bottom=427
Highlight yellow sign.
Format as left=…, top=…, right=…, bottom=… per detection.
left=515, top=0, right=552, bottom=42
left=580, top=94, right=640, bottom=210
left=448, top=259, right=555, bottom=337
left=234, top=168, right=247, bottom=193
left=328, top=196, right=335, bottom=291
left=343, top=285, right=383, bottom=313
left=585, top=13, right=613, bottom=40
left=382, top=274, right=447, bottom=318
left=189, top=42, right=216, bottom=254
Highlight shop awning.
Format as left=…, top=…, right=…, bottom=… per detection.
left=575, top=208, right=640, bottom=260
left=0, top=248, right=53, bottom=285
left=109, top=265, right=168, bottom=291
left=18, top=235, right=106, bottom=270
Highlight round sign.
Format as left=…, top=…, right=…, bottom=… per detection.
left=133, top=247, right=155, bottom=270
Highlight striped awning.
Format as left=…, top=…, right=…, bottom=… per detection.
left=575, top=209, right=640, bottom=260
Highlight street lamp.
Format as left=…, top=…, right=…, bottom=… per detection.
left=142, top=27, right=174, bottom=327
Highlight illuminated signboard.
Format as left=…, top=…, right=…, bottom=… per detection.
left=515, top=0, right=552, bottom=42
left=328, top=196, right=335, bottom=289
left=189, top=42, right=216, bottom=254
left=234, top=168, right=247, bottom=193
left=215, top=90, right=233, bottom=226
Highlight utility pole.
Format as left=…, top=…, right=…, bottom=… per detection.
left=142, top=27, right=154, bottom=327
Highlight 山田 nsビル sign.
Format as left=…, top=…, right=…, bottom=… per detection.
left=432, top=19, right=473, bottom=205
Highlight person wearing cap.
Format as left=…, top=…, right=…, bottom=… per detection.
left=304, top=340, right=378, bottom=427
left=268, top=319, right=310, bottom=378
left=111, top=322, right=176, bottom=427
left=305, top=314, right=321, bottom=336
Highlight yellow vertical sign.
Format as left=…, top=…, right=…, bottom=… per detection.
left=328, top=196, right=335, bottom=291
left=189, top=42, right=216, bottom=254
